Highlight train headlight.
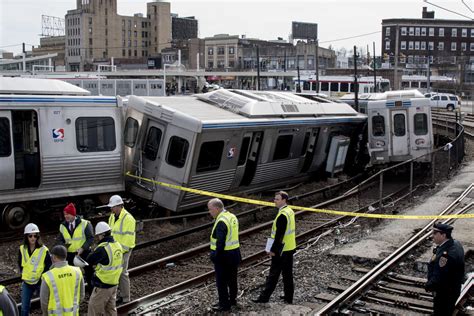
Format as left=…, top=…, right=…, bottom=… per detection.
left=374, top=140, right=385, bottom=147
left=415, top=139, right=425, bottom=145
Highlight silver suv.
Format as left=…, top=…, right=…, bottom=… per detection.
left=427, top=93, right=459, bottom=111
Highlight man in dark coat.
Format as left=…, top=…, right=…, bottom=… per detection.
left=425, top=222, right=465, bottom=316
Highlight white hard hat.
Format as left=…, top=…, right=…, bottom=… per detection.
left=106, top=195, right=124, bottom=208
left=73, top=256, right=89, bottom=268
left=24, top=223, right=40, bottom=235
left=95, top=221, right=111, bottom=235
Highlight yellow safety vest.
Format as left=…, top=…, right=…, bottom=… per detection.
left=20, top=245, right=48, bottom=285
left=95, top=241, right=123, bottom=286
left=210, top=211, right=240, bottom=251
left=108, top=208, right=136, bottom=252
left=0, top=285, right=4, bottom=316
left=42, top=265, right=82, bottom=316
left=59, top=219, right=89, bottom=253
left=271, top=206, right=296, bottom=252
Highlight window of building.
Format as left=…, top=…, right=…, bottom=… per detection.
left=143, top=127, right=162, bottom=160
left=128, top=20, right=131, bottom=29
left=217, top=60, right=225, bottom=68
left=409, top=41, right=414, bottom=50
left=385, top=41, right=390, bottom=50
left=415, top=27, right=420, bottom=36
left=122, top=20, right=125, bottom=27
left=228, top=60, right=235, bottom=68
left=461, top=42, right=467, bottom=50
left=414, top=114, right=428, bottom=135
left=409, top=27, right=414, bottom=35
left=439, top=28, right=444, bottom=36
left=421, top=28, right=426, bottom=36
left=401, top=41, right=406, bottom=50
left=438, top=42, right=444, bottom=50
left=462, top=28, right=467, bottom=37
left=0, top=118, right=11, bottom=157
left=217, top=47, right=225, bottom=55
left=134, top=50, right=137, bottom=56
left=124, top=118, right=139, bottom=148
left=393, top=114, right=406, bottom=136
left=470, top=43, right=474, bottom=51
left=76, top=117, right=116, bottom=152
left=166, top=136, right=189, bottom=168
left=134, top=40, right=137, bottom=47
left=273, top=135, right=293, bottom=160
left=196, top=141, right=224, bottom=172
left=451, top=42, right=457, bottom=51
left=122, top=49, right=125, bottom=57
left=421, top=42, right=426, bottom=50
left=471, top=29, right=474, bottom=37
left=415, top=41, right=420, bottom=50
left=208, top=61, right=213, bottom=68
left=372, top=115, right=385, bottom=136
left=401, top=27, right=407, bottom=35
left=429, top=28, right=434, bottom=36
left=134, top=31, right=137, bottom=37
left=428, top=41, right=434, bottom=50
left=89, top=38, right=92, bottom=45
left=228, top=47, right=235, bottom=54
left=208, top=48, right=213, bottom=55
left=452, top=28, right=457, bottom=37
left=385, top=27, right=390, bottom=36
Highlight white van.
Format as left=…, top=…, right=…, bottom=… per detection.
left=428, top=93, right=459, bottom=111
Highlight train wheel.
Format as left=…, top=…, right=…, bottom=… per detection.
left=2, top=204, right=30, bottom=230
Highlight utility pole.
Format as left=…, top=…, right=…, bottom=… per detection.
left=394, top=24, right=400, bottom=90
left=296, top=66, right=301, bottom=93
left=373, top=42, right=377, bottom=92
left=427, top=54, right=431, bottom=93
left=354, top=45, right=359, bottom=112
left=315, top=39, right=320, bottom=93
left=256, top=45, right=260, bottom=91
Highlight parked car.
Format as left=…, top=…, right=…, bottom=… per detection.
left=428, top=93, right=459, bottom=111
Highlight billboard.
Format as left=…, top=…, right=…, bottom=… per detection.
left=292, top=21, right=318, bottom=40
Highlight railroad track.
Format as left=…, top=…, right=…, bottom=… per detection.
left=316, top=183, right=474, bottom=315
left=431, top=109, right=474, bottom=140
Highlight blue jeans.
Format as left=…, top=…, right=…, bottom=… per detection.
left=21, top=282, right=40, bottom=316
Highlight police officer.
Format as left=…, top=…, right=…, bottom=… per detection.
left=0, top=285, right=19, bottom=316
left=425, top=223, right=465, bottom=316
left=86, top=222, right=123, bottom=316
left=105, top=195, right=135, bottom=304
left=208, top=198, right=241, bottom=312
left=253, top=191, right=296, bottom=304
left=18, top=223, right=52, bottom=316
left=40, top=245, right=85, bottom=316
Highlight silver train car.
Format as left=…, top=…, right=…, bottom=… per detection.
left=124, top=89, right=367, bottom=212
left=63, top=78, right=165, bottom=97
left=366, top=90, right=433, bottom=164
left=0, top=77, right=124, bottom=229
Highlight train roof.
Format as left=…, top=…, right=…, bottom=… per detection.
left=0, top=77, right=91, bottom=96
left=339, top=89, right=426, bottom=101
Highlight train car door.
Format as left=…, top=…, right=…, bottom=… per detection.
left=239, top=131, right=263, bottom=186
left=300, top=128, right=320, bottom=172
left=391, top=110, right=409, bottom=156
left=231, top=132, right=252, bottom=188
left=0, top=111, right=14, bottom=190
left=139, top=119, right=166, bottom=191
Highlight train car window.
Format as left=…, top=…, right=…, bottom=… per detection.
left=76, top=117, right=116, bottom=152
left=273, top=135, right=293, bottom=160
left=330, top=83, right=339, bottom=92
left=300, top=132, right=310, bottom=156
left=196, top=141, right=224, bottom=172
left=350, top=84, right=355, bottom=92
left=321, top=82, right=329, bottom=91
left=0, top=118, right=12, bottom=157
left=372, top=115, right=385, bottom=137
left=311, top=82, right=317, bottom=91
left=303, top=81, right=310, bottom=91
left=340, top=83, right=349, bottom=92
left=143, top=127, right=162, bottom=160
left=124, top=118, right=139, bottom=148
left=166, top=136, right=189, bottom=168
left=414, top=113, right=428, bottom=135
left=393, top=114, right=406, bottom=136
left=238, top=137, right=250, bottom=166
left=420, top=82, right=427, bottom=88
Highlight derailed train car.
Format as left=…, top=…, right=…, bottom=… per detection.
left=123, top=89, right=367, bottom=212
left=0, top=77, right=124, bottom=229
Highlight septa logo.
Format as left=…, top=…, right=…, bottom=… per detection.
left=52, top=128, right=65, bottom=142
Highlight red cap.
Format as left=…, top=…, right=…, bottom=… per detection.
left=63, top=203, right=76, bottom=216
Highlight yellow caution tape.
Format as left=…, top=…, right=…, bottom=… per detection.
left=125, top=172, right=474, bottom=220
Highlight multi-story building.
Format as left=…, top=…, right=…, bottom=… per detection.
left=382, top=7, right=474, bottom=83
left=32, top=36, right=66, bottom=69
left=172, top=14, right=198, bottom=40
left=65, top=0, right=172, bottom=71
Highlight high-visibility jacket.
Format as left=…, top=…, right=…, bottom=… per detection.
left=210, top=211, right=240, bottom=251
left=20, top=245, right=48, bottom=285
left=95, top=241, right=123, bottom=286
left=108, top=208, right=136, bottom=252
left=0, top=285, right=5, bottom=316
left=59, top=219, right=89, bottom=253
left=42, top=265, right=82, bottom=316
left=271, top=206, right=296, bottom=252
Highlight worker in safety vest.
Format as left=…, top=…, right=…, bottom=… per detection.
left=208, top=198, right=241, bottom=312
left=0, top=285, right=19, bottom=316
left=40, top=245, right=84, bottom=316
left=104, top=195, right=135, bottom=304
left=253, top=191, right=296, bottom=304
left=18, top=223, right=51, bottom=316
left=86, top=221, right=123, bottom=315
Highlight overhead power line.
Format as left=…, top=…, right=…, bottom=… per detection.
left=423, top=0, right=473, bottom=20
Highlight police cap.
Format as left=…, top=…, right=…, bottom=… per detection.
left=432, top=222, right=453, bottom=235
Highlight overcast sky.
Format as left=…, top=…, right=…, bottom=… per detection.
left=0, top=0, right=471, bottom=55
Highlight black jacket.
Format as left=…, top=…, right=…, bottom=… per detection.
left=86, top=235, right=116, bottom=288
left=210, top=221, right=241, bottom=266
left=426, top=239, right=465, bottom=292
